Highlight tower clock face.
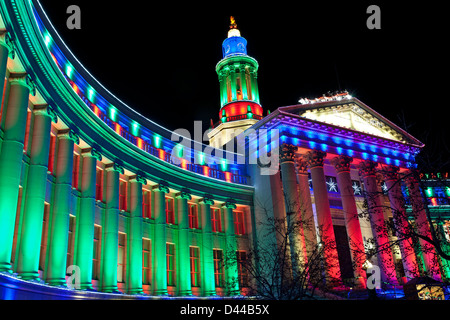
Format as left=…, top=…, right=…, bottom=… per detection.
left=225, top=45, right=231, bottom=54
left=237, top=43, right=245, bottom=51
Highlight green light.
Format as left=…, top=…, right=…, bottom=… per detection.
left=131, top=121, right=140, bottom=136
left=220, top=159, right=227, bottom=171
left=65, top=64, right=73, bottom=79
left=109, top=106, right=117, bottom=122
left=44, top=33, right=52, bottom=47
left=154, top=134, right=162, bottom=149
left=87, top=87, right=95, bottom=102
left=425, top=187, right=433, bottom=197
left=198, top=153, right=205, bottom=165
left=446, top=187, right=450, bottom=197
left=176, top=144, right=183, bottom=158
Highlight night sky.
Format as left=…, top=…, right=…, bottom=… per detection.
left=37, top=1, right=449, bottom=170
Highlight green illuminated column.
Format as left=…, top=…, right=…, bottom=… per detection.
left=45, top=130, right=78, bottom=286
left=230, top=69, right=237, bottom=101
left=0, top=75, right=31, bottom=272
left=100, top=163, right=123, bottom=292
left=177, top=189, right=192, bottom=296
left=16, top=105, right=55, bottom=280
left=223, top=199, right=239, bottom=295
left=126, top=175, right=146, bottom=294
left=200, top=195, right=216, bottom=296
left=73, top=148, right=101, bottom=290
left=218, top=72, right=226, bottom=107
left=153, top=182, right=169, bottom=295
left=239, top=65, right=248, bottom=100
left=249, top=68, right=259, bottom=104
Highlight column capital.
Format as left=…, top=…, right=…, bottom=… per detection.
left=33, top=104, right=58, bottom=123
left=130, top=174, right=147, bottom=185
left=81, top=147, right=102, bottom=161
left=105, top=162, right=124, bottom=174
left=155, top=180, right=170, bottom=194
left=0, top=32, right=15, bottom=58
left=358, top=160, right=378, bottom=178
left=176, top=188, right=192, bottom=200
left=223, top=198, right=237, bottom=209
left=57, top=129, right=80, bottom=145
left=279, top=143, right=298, bottom=163
left=380, top=164, right=400, bottom=182
left=9, top=74, right=36, bottom=96
left=294, top=156, right=308, bottom=175
left=305, top=149, right=327, bottom=168
left=331, top=155, right=353, bottom=173
left=200, top=194, right=215, bottom=206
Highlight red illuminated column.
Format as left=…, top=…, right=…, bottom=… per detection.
left=404, top=169, right=442, bottom=281
left=381, top=165, right=420, bottom=281
left=331, top=155, right=366, bottom=288
left=279, top=144, right=307, bottom=271
left=305, top=150, right=341, bottom=285
left=359, top=160, right=398, bottom=285
left=294, top=156, right=317, bottom=263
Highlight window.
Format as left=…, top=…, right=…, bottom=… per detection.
left=95, top=168, right=103, bottom=201
left=143, top=239, right=151, bottom=285
left=167, top=243, right=176, bottom=286
left=236, top=77, right=242, bottom=100
left=233, top=210, right=245, bottom=235
left=245, top=73, right=252, bottom=100
left=188, top=203, right=198, bottom=229
left=47, top=134, right=56, bottom=174
left=166, top=197, right=175, bottom=225
left=190, top=247, right=200, bottom=287
left=211, top=208, right=222, bottom=233
left=142, top=190, right=151, bottom=219
left=92, top=225, right=101, bottom=280
left=72, top=153, right=80, bottom=189
left=119, top=180, right=127, bottom=211
left=226, top=77, right=232, bottom=103
left=236, top=251, right=248, bottom=288
left=213, top=249, right=225, bottom=287
left=117, top=233, right=126, bottom=283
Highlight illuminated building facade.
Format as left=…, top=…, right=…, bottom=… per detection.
left=0, top=3, right=448, bottom=299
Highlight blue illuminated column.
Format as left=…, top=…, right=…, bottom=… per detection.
left=0, top=75, right=32, bottom=272
left=45, top=130, right=78, bottom=286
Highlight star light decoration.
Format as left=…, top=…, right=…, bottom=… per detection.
left=326, top=177, right=339, bottom=193
left=352, top=181, right=362, bottom=195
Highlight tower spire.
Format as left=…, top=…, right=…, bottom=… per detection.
left=228, top=16, right=241, bottom=38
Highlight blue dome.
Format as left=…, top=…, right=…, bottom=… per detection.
left=222, top=36, right=247, bottom=58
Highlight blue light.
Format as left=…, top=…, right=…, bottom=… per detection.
left=346, top=149, right=354, bottom=157
left=395, top=159, right=400, bottom=166
left=385, top=157, right=391, bottom=164
left=359, top=142, right=366, bottom=150
left=369, top=145, right=377, bottom=153
left=320, top=144, right=328, bottom=152
left=306, top=131, right=316, bottom=139
left=362, top=152, right=369, bottom=160
left=336, top=147, right=343, bottom=154
left=372, top=154, right=378, bottom=162
left=222, top=36, right=248, bottom=58
left=382, top=148, right=390, bottom=155
left=332, top=137, right=342, bottom=144
left=345, top=139, right=354, bottom=147
left=292, top=138, right=299, bottom=145
left=309, top=141, right=317, bottom=149
left=318, top=133, right=327, bottom=141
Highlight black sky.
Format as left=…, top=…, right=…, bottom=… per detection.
left=37, top=0, right=449, bottom=169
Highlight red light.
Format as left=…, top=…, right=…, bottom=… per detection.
left=225, top=172, right=232, bottom=183
left=203, top=166, right=209, bottom=177
left=159, top=149, right=165, bottom=160
left=115, top=123, right=121, bottom=135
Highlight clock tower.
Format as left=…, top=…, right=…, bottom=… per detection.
left=208, top=17, right=263, bottom=148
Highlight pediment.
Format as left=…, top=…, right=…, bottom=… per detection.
left=299, top=103, right=405, bottom=142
